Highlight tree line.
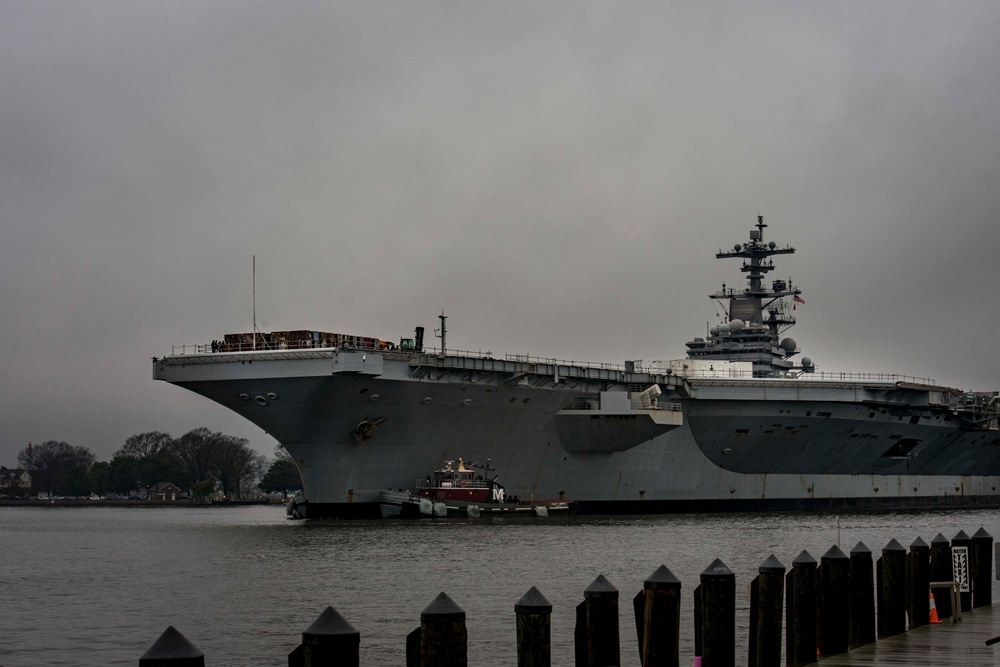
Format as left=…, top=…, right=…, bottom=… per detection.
left=12, top=429, right=302, bottom=500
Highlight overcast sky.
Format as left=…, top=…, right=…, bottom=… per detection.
left=2, top=1, right=999, bottom=466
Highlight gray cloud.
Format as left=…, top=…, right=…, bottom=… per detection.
left=3, top=1, right=999, bottom=463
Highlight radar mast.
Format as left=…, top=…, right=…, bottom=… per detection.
left=685, top=215, right=813, bottom=377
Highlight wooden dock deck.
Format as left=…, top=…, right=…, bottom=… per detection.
left=819, top=605, right=1000, bottom=666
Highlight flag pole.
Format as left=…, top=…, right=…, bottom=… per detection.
left=252, top=255, right=256, bottom=351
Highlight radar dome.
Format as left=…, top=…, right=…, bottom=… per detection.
left=710, top=326, right=720, bottom=336
left=734, top=244, right=742, bottom=252
left=719, top=324, right=731, bottom=335
left=728, top=319, right=745, bottom=331
left=768, top=241, right=776, bottom=249
left=801, top=357, right=813, bottom=368
left=779, top=337, right=797, bottom=353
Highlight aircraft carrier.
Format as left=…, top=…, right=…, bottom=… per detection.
left=153, top=216, right=1000, bottom=518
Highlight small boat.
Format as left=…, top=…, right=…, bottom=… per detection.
left=399, top=458, right=569, bottom=518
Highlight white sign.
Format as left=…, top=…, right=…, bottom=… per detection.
left=953, top=546, right=971, bottom=593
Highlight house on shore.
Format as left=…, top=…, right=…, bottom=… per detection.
left=148, top=482, right=184, bottom=501
left=0, top=467, right=32, bottom=497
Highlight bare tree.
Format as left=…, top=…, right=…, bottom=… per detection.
left=169, top=427, right=224, bottom=483
left=273, top=443, right=293, bottom=462
left=211, top=435, right=258, bottom=498
left=17, top=441, right=95, bottom=497
left=243, top=453, right=269, bottom=498
left=115, top=431, right=175, bottom=459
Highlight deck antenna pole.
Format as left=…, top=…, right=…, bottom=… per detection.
left=435, top=311, right=447, bottom=356
left=252, top=255, right=257, bottom=351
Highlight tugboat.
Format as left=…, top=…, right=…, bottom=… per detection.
left=419, top=458, right=507, bottom=503
left=400, top=458, right=568, bottom=518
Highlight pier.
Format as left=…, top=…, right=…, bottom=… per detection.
left=819, top=604, right=1000, bottom=666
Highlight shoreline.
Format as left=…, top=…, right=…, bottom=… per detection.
left=0, top=498, right=286, bottom=508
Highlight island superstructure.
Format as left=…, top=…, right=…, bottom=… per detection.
left=154, top=216, right=1000, bottom=518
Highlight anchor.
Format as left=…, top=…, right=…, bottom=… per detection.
left=351, top=416, right=386, bottom=443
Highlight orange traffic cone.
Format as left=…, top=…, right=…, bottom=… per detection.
left=929, top=591, right=942, bottom=624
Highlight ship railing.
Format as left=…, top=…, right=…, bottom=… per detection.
left=414, top=478, right=491, bottom=490
left=562, top=396, right=682, bottom=412
left=168, top=341, right=646, bottom=374
left=670, top=368, right=942, bottom=385
left=167, top=341, right=334, bottom=355
left=798, top=371, right=939, bottom=385
left=658, top=368, right=757, bottom=379
left=171, top=339, right=405, bottom=356
left=632, top=398, right=683, bottom=412
left=167, top=340, right=489, bottom=358
left=505, top=353, right=630, bottom=372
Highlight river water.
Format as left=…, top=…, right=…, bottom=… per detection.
left=1, top=505, right=997, bottom=666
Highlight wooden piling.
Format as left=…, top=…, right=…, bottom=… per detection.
left=930, top=533, right=953, bottom=619
left=574, top=601, right=587, bottom=667
left=848, top=542, right=875, bottom=647
left=907, top=538, right=930, bottom=629
left=418, top=592, right=467, bottom=667
left=818, top=545, right=850, bottom=656
left=515, top=586, right=552, bottom=667
left=877, top=539, right=907, bottom=638
left=633, top=589, right=645, bottom=660
left=785, top=550, right=817, bottom=666
left=699, top=558, right=735, bottom=667
left=639, top=565, right=681, bottom=667
left=287, top=606, right=360, bottom=667
left=405, top=629, right=420, bottom=667
left=139, top=626, right=205, bottom=667
left=972, top=527, right=993, bottom=608
left=579, top=574, right=620, bottom=667
left=952, top=530, right=973, bottom=612
left=693, top=583, right=703, bottom=659
left=748, top=555, right=784, bottom=667
left=137, top=527, right=1000, bottom=665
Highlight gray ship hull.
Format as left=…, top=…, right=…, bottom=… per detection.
left=154, top=348, right=1000, bottom=519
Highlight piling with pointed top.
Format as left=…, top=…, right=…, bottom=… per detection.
left=408, top=592, right=466, bottom=667
left=637, top=565, right=681, bottom=667
left=287, top=606, right=360, bottom=667
left=575, top=574, right=620, bottom=667
left=952, top=530, right=973, bottom=612
left=818, top=545, right=850, bottom=656
left=907, top=538, right=930, bottom=629
left=930, top=533, right=953, bottom=620
left=698, top=558, right=735, bottom=667
left=972, top=527, right=993, bottom=608
left=877, top=538, right=907, bottom=638
left=139, top=626, right=205, bottom=667
left=748, top=555, right=784, bottom=667
left=515, top=586, right=552, bottom=667
left=785, top=550, right=817, bottom=666
left=849, top=542, right=875, bottom=647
